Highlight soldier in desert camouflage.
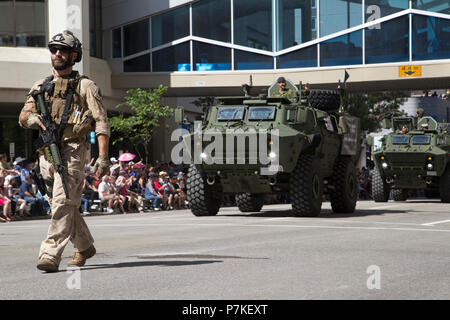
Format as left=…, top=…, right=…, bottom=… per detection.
left=19, top=30, right=111, bottom=273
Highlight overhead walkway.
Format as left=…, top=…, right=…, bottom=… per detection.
left=112, top=60, right=450, bottom=96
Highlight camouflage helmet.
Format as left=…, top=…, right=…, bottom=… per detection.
left=48, top=30, right=82, bottom=63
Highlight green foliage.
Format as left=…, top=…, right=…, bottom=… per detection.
left=191, top=96, right=216, bottom=114
left=343, top=91, right=407, bottom=132
left=109, top=85, right=173, bottom=162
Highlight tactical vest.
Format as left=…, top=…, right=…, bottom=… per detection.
left=37, top=72, right=95, bottom=142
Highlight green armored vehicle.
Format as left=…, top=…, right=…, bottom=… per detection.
left=370, top=116, right=450, bottom=202
left=175, top=79, right=361, bottom=217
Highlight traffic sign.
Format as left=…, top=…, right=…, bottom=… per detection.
left=399, top=65, right=422, bottom=77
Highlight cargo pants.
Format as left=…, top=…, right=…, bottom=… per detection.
left=38, top=140, right=94, bottom=265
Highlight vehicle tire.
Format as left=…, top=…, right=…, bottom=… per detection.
left=235, top=193, right=265, bottom=213
left=290, top=155, right=323, bottom=217
left=392, top=189, right=408, bottom=201
left=329, top=157, right=357, bottom=214
left=187, top=165, right=221, bottom=216
left=424, top=189, right=440, bottom=199
left=372, top=168, right=390, bottom=202
left=439, top=166, right=450, bottom=203
left=307, top=90, right=340, bottom=111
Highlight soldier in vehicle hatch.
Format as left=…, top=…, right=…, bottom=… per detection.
left=272, top=77, right=296, bottom=98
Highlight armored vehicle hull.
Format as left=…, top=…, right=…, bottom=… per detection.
left=177, top=83, right=361, bottom=217
left=372, top=116, right=450, bottom=203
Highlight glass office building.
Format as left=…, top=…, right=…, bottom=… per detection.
left=112, top=0, right=450, bottom=73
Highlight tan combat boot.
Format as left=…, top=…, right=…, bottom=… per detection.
left=68, top=245, right=96, bottom=267
left=37, top=258, right=59, bottom=273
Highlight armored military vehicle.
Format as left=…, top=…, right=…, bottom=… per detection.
left=175, top=79, right=361, bottom=217
left=369, top=116, right=450, bottom=202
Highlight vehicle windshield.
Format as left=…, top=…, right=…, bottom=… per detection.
left=392, top=135, right=410, bottom=144
left=217, top=107, right=245, bottom=120
left=412, top=135, right=431, bottom=145
left=248, top=107, right=276, bottom=120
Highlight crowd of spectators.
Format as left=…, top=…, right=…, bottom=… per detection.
left=1, top=150, right=386, bottom=222
left=0, top=153, right=51, bottom=222
left=423, top=90, right=450, bottom=100
left=81, top=157, right=189, bottom=215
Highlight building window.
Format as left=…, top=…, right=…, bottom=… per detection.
left=320, top=0, right=362, bottom=37
left=193, top=41, right=231, bottom=71
left=234, top=0, right=273, bottom=51
left=413, top=0, right=450, bottom=14
left=152, top=5, right=189, bottom=48
left=89, top=0, right=103, bottom=58
left=365, top=16, right=409, bottom=64
left=276, top=0, right=317, bottom=51
left=277, top=45, right=317, bottom=69
left=0, top=0, right=46, bottom=47
left=124, top=54, right=150, bottom=72
left=234, top=50, right=273, bottom=70
left=112, top=28, right=122, bottom=58
left=152, top=42, right=190, bottom=72
left=123, top=19, right=149, bottom=57
left=192, top=0, right=231, bottom=43
left=320, top=30, right=363, bottom=66
left=413, top=15, right=450, bottom=61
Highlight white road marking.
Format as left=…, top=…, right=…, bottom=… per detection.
left=421, top=219, right=450, bottom=226
left=363, top=204, right=409, bottom=210
left=88, top=222, right=450, bottom=233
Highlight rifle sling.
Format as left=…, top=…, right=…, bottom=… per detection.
left=58, top=75, right=78, bottom=143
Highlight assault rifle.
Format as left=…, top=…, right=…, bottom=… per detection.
left=30, top=83, right=69, bottom=199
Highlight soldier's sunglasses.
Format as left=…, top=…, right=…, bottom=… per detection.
left=49, top=46, right=71, bottom=54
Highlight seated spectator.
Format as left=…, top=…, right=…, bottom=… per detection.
left=80, top=168, right=99, bottom=215
left=138, top=171, right=147, bottom=196
left=82, top=167, right=99, bottom=203
left=0, top=154, right=14, bottom=174
left=35, top=189, right=51, bottom=215
left=145, top=172, right=162, bottom=211
left=167, top=175, right=183, bottom=210
left=177, top=176, right=188, bottom=209
left=0, top=181, right=12, bottom=222
left=20, top=161, right=34, bottom=183
left=161, top=175, right=172, bottom=209
left=115, top=172, right=134, bottom=213
left=109, top=175, right=126, bottom=213
left=109, top=164, right=120, bottom=178
left=4, top=174, right=29, bottom=217
left=98, top=175, right=124, bottom=214
left=80, top=192, right=90, bottom=215
left=156, top=171, right=167, bottom=195
left=19, top=175, right=47, bottom=216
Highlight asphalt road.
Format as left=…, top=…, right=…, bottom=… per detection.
left=1, top=200, right=450, bottom=300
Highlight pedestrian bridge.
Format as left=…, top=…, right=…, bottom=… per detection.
left=112, top=60, right=450, bottom=97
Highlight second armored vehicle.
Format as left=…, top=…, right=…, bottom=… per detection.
left=370, top=116, right=450, bottom=202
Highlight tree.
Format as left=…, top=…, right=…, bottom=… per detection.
left=109, top=86, right=173, bottom=163
left=343, top=91, right=407, bottom=132
left=191, top=96, right=217, bottom=114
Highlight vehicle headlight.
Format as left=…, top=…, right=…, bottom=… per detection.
left=269, top=152, right=277, bottom=159
left=382, top=162, right=388, bottom=169
left=427, top=163, right=433, bottom=170
left=200, top=153, right=208, bottom=160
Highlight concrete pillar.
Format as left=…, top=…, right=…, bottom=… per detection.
left=48, top=0, right=90, bottom=76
